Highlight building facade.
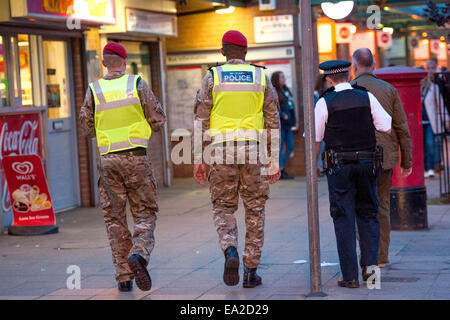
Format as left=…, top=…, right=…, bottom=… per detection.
left=166, top=0, right=308, bottom=178
left=0, top=0, right=176, bottom=230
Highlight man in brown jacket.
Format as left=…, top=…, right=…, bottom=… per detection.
left=351, top=48, right=412, bottom=267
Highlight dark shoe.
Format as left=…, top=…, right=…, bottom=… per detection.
left=243, top=267, right=262, bottom=288
left=362, top=265, right=375, bottom=282
left=337, top=278, right=359, bottom=288
left=280, top=170, right=294, bottom=180
left=118, top=280, right=133, bottom=292
left=223, top=246, right=240, bottom=286
left=128, top=254, right=152, bottom=291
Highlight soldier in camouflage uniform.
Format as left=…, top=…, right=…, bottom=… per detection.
left=80, top=42, right=166, bottom=292
left=193, top=30, right=280, bottom=288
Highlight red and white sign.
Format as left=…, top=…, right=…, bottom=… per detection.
left=254, top=15, right=294, bottom=43
left=0, top=113, right=43, bottom=213
left=377, top=31, right=392, bottom=48
left=430, top=39, right=441, bottom=55
left=335, top=23, right=353, bottom=44
left=2, top=155, right=55, bottom=227
left=410, top=36, right=420, bottom=49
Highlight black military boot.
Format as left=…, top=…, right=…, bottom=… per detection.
left=118, top=280, right=133, bottom=292
left=337, top=278, right=360, bottom=288
left=128, top=254, right=152, bottom=291
left=243, top=267, right=262, bottom=288
left=223, top=246, right=239, bottom=286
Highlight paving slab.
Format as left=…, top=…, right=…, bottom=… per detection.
left=0, top=177, right=448, bottom=300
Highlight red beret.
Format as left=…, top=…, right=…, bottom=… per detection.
left=222, top=30, right=247, bottom=47
left=103, top=42, right=127, bottom=59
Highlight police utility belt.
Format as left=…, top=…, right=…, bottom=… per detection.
left=322, top=146, right=383, bottom=176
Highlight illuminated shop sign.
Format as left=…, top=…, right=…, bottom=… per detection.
left=11, top=0, right=116, bottom=24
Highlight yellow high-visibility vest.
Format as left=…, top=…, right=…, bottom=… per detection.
left=210, top=64, right=265, bottom=144
left=89, top=74, right=151, bottom=155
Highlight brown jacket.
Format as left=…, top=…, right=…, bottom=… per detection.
left=351, top=72, right=412, bottom=170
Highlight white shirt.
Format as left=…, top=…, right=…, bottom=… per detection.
left=315, top=82, right=392, bottom=142
left=423, top=83, right=449, bottom=135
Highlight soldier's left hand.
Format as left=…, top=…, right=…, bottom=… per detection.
left=268, top=162, right=281, bottom=184
left=400, top=167, right=412, bottom=178
left=193, top=164, right=207, bottom=186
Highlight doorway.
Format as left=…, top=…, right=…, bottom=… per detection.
left=43, top=40, right=80, bottom=211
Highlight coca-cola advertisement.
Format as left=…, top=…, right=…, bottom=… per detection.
left=0, top=113, right=43, bottom=215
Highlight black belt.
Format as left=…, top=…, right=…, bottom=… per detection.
left=215, top=140, right=260, bottom=147
left=335, top=151, right=374, bottom=161
left=104, top=147, right=147, bottom=156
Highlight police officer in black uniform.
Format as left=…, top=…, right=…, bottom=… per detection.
left=315, top=60, right=392, bottom=288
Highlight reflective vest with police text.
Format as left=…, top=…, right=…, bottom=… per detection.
left=210, top=64, right=265, bottom=144
left=89, top=75, right=151, bottom=155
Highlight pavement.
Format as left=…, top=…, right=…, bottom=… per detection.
left=0, top=175, right=449, bottom=300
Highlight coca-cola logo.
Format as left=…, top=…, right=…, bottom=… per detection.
left=12, top=161, right=34, bottom=175
left=0, top=117, right=41, bottom=213
left=0, top=121, right=39, bottom=160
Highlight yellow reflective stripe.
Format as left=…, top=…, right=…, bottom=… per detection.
left=216, top=66, right=223, bottom=84
left=255, top=67, right=262, bottom=84
left=127, top=75, right=135, bottom=97
left=96, top=97, right=140, bottom=112
left=92, top=81, right=106, bottom=105
left=214, top=84, right=264, bottom=92
left=98, top=138, right=149, bottom=154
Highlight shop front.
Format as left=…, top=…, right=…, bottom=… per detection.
left=0, top=0, right=116, bottom=230
left=84, top=1, right=177, bottom=203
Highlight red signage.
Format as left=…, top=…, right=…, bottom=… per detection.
left=339, top=27, right=350, bottom=39
left=381, top=33, right=390, bottom=43
left=2, top=155, right=55, bottom=227
left=0, top=113, right=43, bottom=213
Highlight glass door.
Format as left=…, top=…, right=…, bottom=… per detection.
left=43, top=40, right=79, bottom=211
left=116, top=40, right=151, bottom=86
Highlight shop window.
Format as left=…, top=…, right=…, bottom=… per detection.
left=17, top=34, right=33, bottom=106
left=43, top=41, right=71, bottom=119
left=0, top=36, right=8, bottom=107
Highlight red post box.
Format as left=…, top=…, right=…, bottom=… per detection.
left=374, top=66, right=428, bottom=230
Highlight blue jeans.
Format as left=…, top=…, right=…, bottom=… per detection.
left=279, top=127, right=295, bottom=170
left=423, top=123, right=440, bottom=171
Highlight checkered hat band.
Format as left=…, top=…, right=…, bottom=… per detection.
left=324, top=67, right=349, bottom=75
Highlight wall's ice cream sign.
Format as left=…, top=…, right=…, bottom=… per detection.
left=2, top=155, right=55, bottom=227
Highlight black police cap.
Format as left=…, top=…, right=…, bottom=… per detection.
left=319, top=60, right=351, bottom=75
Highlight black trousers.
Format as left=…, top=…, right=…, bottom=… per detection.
left=326, top=159, right=380, bottom=281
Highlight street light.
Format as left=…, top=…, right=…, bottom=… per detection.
left=382, top=27, right=394, bottom=35
left=216, top=6, right=235, bottom=14
left=320, top=1, right=355, bottom=20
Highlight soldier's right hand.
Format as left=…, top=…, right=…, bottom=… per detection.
left=194, top=164, right=207, bottom=186
left=268, top=162, right=281, bottom=184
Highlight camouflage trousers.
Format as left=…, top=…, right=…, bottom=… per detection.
left=98, top=152, right=158, bottom=282
left=208, top=145, right=269, bottom=268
